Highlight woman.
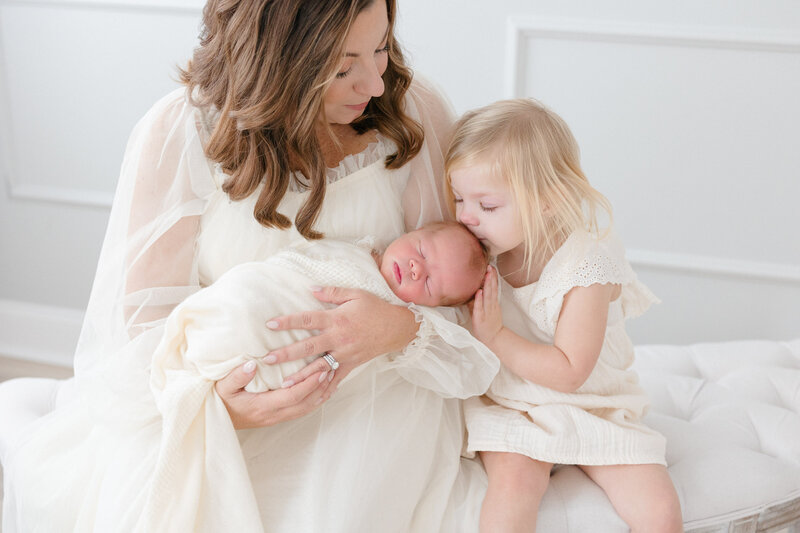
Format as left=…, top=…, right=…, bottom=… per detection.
left=1, top=0, right=496, bottom=531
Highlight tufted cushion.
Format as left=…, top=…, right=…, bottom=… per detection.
left=634, top=339, right=800, bottom=532
left=518, top=339, right=800, bottom=532
left=1, top=340, right=799, bottom=531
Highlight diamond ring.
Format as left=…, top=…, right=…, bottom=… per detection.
left=322, top=352, right=339, bottom=371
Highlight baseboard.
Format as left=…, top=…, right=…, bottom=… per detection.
left=0, top=299, right=83, bottom=368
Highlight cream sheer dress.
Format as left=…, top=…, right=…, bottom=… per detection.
left=465, top=230, right=667, bottom=466
left=2, top=78, right=496, bottom=532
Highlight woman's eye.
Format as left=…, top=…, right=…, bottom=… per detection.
left=453, top=197, right=463, bottom=204
left=480, top=205, right=497, bottom=212
left=336, top=68, right=352, bottom=79
left=376, top=44, right=390, bottom=54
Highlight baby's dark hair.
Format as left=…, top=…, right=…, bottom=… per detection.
left=425, top=220, right=489, bottom=306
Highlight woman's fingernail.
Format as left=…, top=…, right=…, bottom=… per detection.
left=281, top=379, right=294, bottom=388
left=243, top=360, right=256, bottom=373
left=263, top=354, right=277, bottom=364
left=318, top=371, right=328, bottom=383
left=266, top=320, right=279, bottom=329
left=328, top=371, right=335, bottom=382
left=315, top=397, right=324, bottom=405
left=310, top=285, right=323, bottom=292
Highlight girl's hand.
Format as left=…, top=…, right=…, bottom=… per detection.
left=472, top=266, right=504, bottom=347
left=215, top=361, right=335, bottom=429
left=264, top=286, right=419, bottom=390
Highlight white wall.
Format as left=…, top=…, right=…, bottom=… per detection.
left=397, top=0, right=800, bottom=345
left=0, top=0, right=204, bottom=365
left=0, top=0, right=798, bottom=367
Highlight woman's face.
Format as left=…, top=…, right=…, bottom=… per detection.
left=323, top=1, right=390, bottom=124
left=449, top=161, right=526, bottom=257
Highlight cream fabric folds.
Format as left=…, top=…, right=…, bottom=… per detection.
left=144, top=239, right=498, bottom=532
left=3, top=77, right=498, bottom=533
left=466, top=230, right=668, bottom=466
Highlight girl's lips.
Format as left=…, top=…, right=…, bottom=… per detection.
left=393, top=262, right=402, bottom=284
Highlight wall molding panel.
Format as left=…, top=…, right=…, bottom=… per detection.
left=6, top=183, right=114, bottom=208
left=504, top=16, right=800, bottom=291
left=627, top=248, right=800, bottom=285
left=0, top=299, right=83, bottom=368
left=505, top=17, right=800, bottom=98
left=0, top=0, right=201, bottom=209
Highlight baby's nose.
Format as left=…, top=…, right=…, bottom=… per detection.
left=409, top=259, right=420, bottom=280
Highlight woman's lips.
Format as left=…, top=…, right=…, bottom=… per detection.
left=346, top=101, right=369, bottom=111
left=393, top=262, right=402, bottom=284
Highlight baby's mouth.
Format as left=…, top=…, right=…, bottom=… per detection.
left=394, top=262, right=402, bottom=284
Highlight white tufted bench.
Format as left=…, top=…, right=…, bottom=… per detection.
left=2, top=339, right=799, bottom=531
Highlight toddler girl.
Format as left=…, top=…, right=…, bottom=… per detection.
left=446, top=99, right=683, bottom=532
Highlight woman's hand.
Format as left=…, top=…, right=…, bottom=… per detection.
left=215, top=361, right=335, bottom=429
left=471, top=266, right=505, bottom=348
left=264, top=286, right=419, bottom=389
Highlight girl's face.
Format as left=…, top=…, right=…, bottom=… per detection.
left=323, top=1, right=390, bottom=125
left=450, top=162, right=525, bottom=257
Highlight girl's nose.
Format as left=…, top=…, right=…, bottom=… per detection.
left=458, top=208, right=478, bottom=227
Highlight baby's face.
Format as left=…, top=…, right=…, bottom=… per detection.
left=380, top=226, right=484, bottom=307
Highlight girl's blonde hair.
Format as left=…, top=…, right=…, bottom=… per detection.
left=445, top=98, right=612, bottom=276
left=181, top=0, right=422, bottom=240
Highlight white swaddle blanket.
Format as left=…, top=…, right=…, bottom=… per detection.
left=142, top=239, right=495, bottom=532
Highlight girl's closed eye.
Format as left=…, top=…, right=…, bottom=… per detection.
left=480, top=204, right=497, bottom=212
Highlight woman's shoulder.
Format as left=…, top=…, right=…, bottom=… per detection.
left=405, top=73, right=456, bottom=128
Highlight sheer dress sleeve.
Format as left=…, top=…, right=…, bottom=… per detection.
left=385, top=76, right=498, bottom=396
left=74, top=88, right=218, bottom=379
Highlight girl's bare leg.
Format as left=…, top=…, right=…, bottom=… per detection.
left=479, top=451, right=552, bottom=533
left=579, top=464, right=683, bottom=533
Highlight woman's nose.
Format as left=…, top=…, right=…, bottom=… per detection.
left=357, top=63, right=385, bottom=98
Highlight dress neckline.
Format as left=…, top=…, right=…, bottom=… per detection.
left=289, top=133, right=394, bottom=192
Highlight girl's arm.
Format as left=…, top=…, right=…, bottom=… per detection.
left=472, top=267, right=619, bottom=393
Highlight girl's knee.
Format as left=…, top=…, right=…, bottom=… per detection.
left=627, top=489, right=683, bottom=533
left=482, top=452, right=551, bottom=497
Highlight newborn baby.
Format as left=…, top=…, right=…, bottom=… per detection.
left=151, top=221, right=489, bottom=395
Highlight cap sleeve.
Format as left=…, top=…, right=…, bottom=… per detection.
left=530, top=231, right=659, bottom=336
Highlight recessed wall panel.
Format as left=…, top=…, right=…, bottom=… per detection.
left=0, top=3, right=201, bottom=203
left=514, top=24, right=800, bottom=267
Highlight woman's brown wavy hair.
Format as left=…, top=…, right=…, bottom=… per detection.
left=180, top=0, right=423, bottom=239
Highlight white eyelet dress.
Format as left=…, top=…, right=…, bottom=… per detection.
left=465, top=230, right=668, bottom=466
